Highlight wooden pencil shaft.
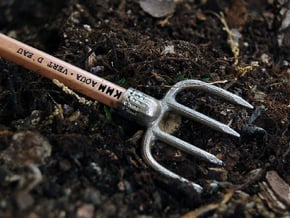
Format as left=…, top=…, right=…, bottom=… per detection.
left=0, top=33, right=126, bottom=108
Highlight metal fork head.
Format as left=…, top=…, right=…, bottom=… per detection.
left=120, top=80, right=253, bottom=193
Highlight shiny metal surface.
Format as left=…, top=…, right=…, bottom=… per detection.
left=120, top=80, right=253, bottom=193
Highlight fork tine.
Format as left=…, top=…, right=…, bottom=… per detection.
left=153, top=127, right=225, bottom=166
left=162, top=79, right=254, bottom=137
left=196, top=83, right=254, bottom=109
left=142, top=129, right=204, bottom=193
left=166, top=80, right=254, bottom=109
left=168, top=100, right=241, bottom=137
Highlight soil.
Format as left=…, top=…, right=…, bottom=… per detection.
left=0, top=0, right=289, bottom=217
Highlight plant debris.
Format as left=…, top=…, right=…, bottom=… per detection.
left=265, top=170, right=290, bottom=207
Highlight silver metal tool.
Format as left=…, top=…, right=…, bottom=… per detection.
left=0, top=33, right=253, bottom=193
left=120, top=80, right=253, bottom=192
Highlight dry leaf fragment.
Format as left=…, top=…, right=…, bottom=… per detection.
left=214, top=12, right=241, bottom=65
left=53, top=79, right=98, bottom=106
left=225, top=0, right=248, bottom=30
left=278, top=3, right=290, bottom=48
left=266, top=170, right=290, bottom=207
left=258, top=170, right=290, bottom=214
left=139, top=0, right=176, bottom=18
left=259, top=181, right=287, bottom=213
left=196, top=9, right=207, bottom=21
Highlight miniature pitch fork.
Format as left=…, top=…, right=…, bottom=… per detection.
left=0, top=33, right=253, bottom=192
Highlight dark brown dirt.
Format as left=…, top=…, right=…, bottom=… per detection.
left=0, top=0, right=289, bottom=217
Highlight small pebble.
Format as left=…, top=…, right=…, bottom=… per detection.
left=15, top=192, right=34, bottom=210
left=83, top=24, right=92, bottom=32
left=282, top=60, right=289, bottom=66
left=83, top=188, right=102, bottom=206
left=76, top=204, right=95, bottom=218
left=139, top=0, right=175, bottom=18
left=0, top=131, right=51, bottom=167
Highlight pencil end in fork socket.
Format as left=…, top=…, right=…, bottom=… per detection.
left=119, top=88, right=161, bottom=126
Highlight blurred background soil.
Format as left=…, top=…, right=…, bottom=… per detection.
left=0, top=0, right=289, bottom=217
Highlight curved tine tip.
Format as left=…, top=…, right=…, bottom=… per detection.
left=221, top=125, right=241, bottom=137
left=142, top=130, right=204, bottom=193
left=231, top=95, right=254, bottom=109
left=191, top=183, right=203, bottom=193
left=155, top=129, right=226, bottom=166
left=213, top=158, right=225, bottom=167
left=169, top=79, right=254, bottom=109
left=168, top=101, right=241, bottom=137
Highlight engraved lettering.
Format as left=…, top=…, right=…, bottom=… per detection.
left=76, top=74, right=98, bottom=88
left=37, top=57, right=44, bottom=63
left=17, top=48, right=23, bottom=54
left=23, top=50, right=33, bottom=58
left=106, top=87, right=114, bottom=96
left=80, top=76, right=86, bottom=82
left=76, top=74, right=82, bottom=80
left=47, top=61, right=68, bottom=75
left=58, top=65, right=64, bottom=72
left=47, top=61, right=53, bottom=68
left=98, top=84, right=107, bottom=92
left=17, top=48, right=34, bottom=59
left=114, top=90, right=122, bottom=99
left=92, top=80, right=97, bottom=87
